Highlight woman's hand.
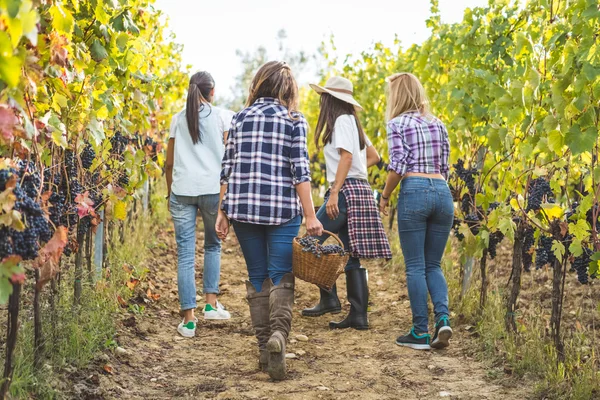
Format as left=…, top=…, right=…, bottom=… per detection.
left=215, top=210, right=230, bottom=240
left=305, top=215, right=323, bottom=237
left=379, top=196, right=389, bottom=216
left=326, top=191, right=340, bottom=220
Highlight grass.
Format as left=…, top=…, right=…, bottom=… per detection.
left=3, top=190, right=169, bottom=399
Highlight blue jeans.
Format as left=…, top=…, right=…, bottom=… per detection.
left=233, top=215, right=301, bottom=292
left=170, top=193, right=222, bottom=311
left=397, top=177, right=453, bottom=333
left=316, top=192, right=361, bottom=271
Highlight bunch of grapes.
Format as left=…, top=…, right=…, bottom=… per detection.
left=460, top=194, right=471, bottom=214
left=464, top=212, right=480, bottom=235
left=526, top=177, right=553, bottom=212
left=453, top=159, right=479, bottom=195
left=298, top=236, right=346, bottom=258
left=571, top=248, right=593, bottom=284
left=64, top=149, right=77, bottom=178
left=118, top=174, right=129, bottom=188
left=452, top=216, right=465, bottom=241
left=81, top=143, right=95, bottom=170
left=488, top=230, right=504, bottom=260
left=521, top=226, right=535, bottom=272
left=0, top=166, right=52, bottom=261
left=110, top=131, right=128, bottom=156
left=535, top=235, right=555, bottom=269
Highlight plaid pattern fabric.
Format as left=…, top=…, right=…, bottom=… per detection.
left=220, top=97, right=311, bottom=225
left=338, top=179, right=392, bottom=259
left=387, top=111, right=450, bottom=179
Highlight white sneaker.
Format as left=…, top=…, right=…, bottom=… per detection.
left=203, top=301, right=231, bottom=320
left=177, top=317, right=198, bottom=338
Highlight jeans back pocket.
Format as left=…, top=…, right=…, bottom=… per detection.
left=399, top=189, right=430, bottom=217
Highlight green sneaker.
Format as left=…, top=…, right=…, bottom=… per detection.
left=395, top=327, right=431, bottom=350
left=431, top=316, right=452, bottom=349
left=203, top=301, right=231, bottom=320
left=177, top=319, right=196, bottom=338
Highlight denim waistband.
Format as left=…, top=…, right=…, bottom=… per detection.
left=401, top=176, right=448, bottom=189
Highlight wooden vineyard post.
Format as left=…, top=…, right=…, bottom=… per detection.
left=478, top=249, right=489, bottom=314
left=142, top=178, right=149, bottom=213
left=506, top=229, right=523, bottom=333
left=550, top=256, right=567, bottom=363
left=461, top=256, right=475, bottom=299
left=1, top=283, right=22, bottom=398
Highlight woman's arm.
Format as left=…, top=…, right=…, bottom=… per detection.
left=366, top=145, right=380, bottom=168
left=327, top=150, right=352, bottom=219
left=166, top=138, right=175, bottom=198
left=379, top=170, right=402, bottom=215
left=215, top=184, right=229, bottom=240
left=296, top=182, right=323, bottom=236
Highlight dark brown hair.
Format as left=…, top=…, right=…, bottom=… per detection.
left=186, top=71, right=215, bottom=145
left=246, top=61, right=299, bottom=116
left=314, top=93, right=366, bottom=150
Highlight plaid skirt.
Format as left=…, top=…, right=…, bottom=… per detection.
left=336, top=178, right=392, bottom=260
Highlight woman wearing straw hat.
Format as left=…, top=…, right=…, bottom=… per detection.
left=302, top=76, right=392, bottom=330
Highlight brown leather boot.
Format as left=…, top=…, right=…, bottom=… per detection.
left=246, top=279, right=272, bottom=371
left=266, top=273, right=295, bottom=380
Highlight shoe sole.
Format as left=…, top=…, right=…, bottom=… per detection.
left=177, top=328, right=195, bottom=338
left=431, top=327, right=452, bottom=349
left=301, top=308, right=342, bottom=317
left=395, top=340, right=431, bottom=350
left=204, top=314, right=231, bottom=320
left=266, top=335, right=286, bottom=380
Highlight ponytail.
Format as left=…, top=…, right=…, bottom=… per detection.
left=185, top=71, right=215, bottom=145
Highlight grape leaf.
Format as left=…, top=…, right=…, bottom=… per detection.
left=90, top=39, right=108, bottom=62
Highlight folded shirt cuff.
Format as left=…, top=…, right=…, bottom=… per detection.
left=387, top=160, right=407, bottom=176
left=293, top=175, right=311, bottom=185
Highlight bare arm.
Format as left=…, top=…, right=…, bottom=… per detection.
left=166, top=138, right=175, bottom=197
left=379, top=170, right=402, bottom=216
left=366, top=145, right=381, bottom=168
left=327, top=150, right=352, bottom=219
left=296, top=181, right=323, bottom=236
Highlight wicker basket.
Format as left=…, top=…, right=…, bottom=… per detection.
left=292, top=230, right=349, bottom=291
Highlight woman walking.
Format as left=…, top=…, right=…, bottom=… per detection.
left=166, top=71, right=233, bottom=339
left=302, top=76, right=392, bottom=330
left=379, top=72, right=453, bottom=350
left=216, top=61, right=323, bottom=380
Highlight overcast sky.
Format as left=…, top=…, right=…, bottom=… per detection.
left=153, top=0, right=489, bottom=97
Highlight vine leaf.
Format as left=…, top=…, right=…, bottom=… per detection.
left=90, top=39, right=108, bottom=62
left=35, top=226, right=68, bottom=288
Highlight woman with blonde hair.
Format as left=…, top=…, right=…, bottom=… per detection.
left=379, top=72, right=454, bottom=351
left=216, top=61, right=323, bottom=380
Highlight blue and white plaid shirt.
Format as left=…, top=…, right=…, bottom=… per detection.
left=220, top=97, right=311, bottom=225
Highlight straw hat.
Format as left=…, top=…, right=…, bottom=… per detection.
left=309, top=76, right=363, bottom=110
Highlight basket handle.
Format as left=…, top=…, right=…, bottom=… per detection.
left=303, top=230, right=345, bottom=248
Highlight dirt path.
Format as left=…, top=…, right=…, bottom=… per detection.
left=93, top=222, right=530, bottom=400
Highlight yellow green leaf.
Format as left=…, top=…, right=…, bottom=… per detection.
left=96, top=105, right=109, bottom=120
left=49, top=4, right=74, bottom=37
left=541, top=204, right=563, bottom=220
left=114, top=200, right=127, bottom=220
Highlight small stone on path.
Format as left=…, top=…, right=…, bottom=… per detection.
left=439, top=391, right=452, bottom=397
left=317, top=386, right=330, bottom=391
left=295, top=334, right=309, bottom=342
left=296, top=349, right=306, bottom=356
left=285, top=353, right=297, bottom=359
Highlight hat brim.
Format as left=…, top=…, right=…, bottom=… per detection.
left=309, top=83, right=363, bottom=111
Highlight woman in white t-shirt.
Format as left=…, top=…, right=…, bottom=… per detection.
left=166, top=71, right=235, bottom=338
left=302, top=77, right=392, bottom=330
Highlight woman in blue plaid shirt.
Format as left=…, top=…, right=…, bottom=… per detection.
left=216, top=61, right=323, bottom=380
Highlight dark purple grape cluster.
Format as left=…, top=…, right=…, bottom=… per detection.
left=65, top=149, right=77, bottom=178
left=526, top=177, right=553, bottom=212
left=460, top=194, right=471, bottom=214
left=535, top=235, right=555, bottom=269
left=110, top=131, right=128, bottom=156
left=465, top=212, right=480, bottom=235
left=118, top=174, right=129, bottom=188
left=572, top=247, right=593, bottom=284
left=453, top=159, right=479, bottom=195
left=0, top=166, right=51, bottom=261
left=521, top=226, right=535, bottom=272
left=81, top=143, right=95, bottom=170
left=298, top=236, right=346, bottom=258
left=452, top=216, right=465, bottom=241
left=488, top=230, right=504, bottom=260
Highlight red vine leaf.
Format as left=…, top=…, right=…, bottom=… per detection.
left=35, top=226, right=68, bottom=289
left=0, top=106, right=18, bottom=143
left=75, top=191, right=95, bottom=218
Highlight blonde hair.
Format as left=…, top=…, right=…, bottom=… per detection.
left=385, top=72, right=429, bottom=121
left=246, top=61, right=299, bottom=117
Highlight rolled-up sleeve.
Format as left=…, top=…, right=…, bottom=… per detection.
left=220, top=117, right=237, bottom=185
left=440, top=124, right=450, bottom=180
left=290, top=117, right=311, bottom=185
left=387, top=120, right=411, bottom=175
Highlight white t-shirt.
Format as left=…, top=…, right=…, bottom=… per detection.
left=323, top=114, right=372, bottom=183
left=169, top=105, right=235, bottom=196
